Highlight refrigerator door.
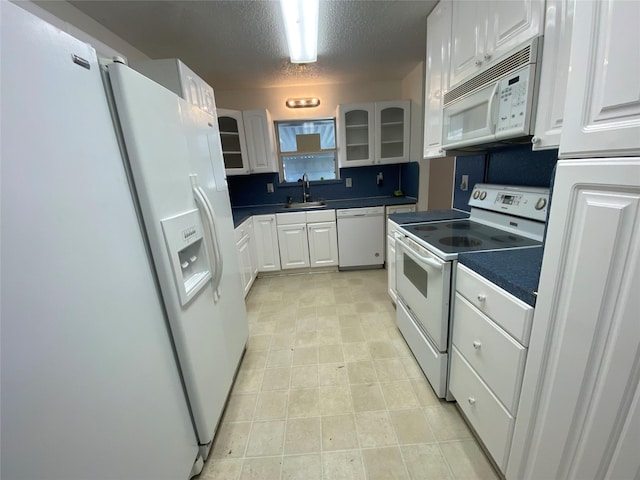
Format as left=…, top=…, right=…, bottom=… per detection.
left=108, top=63, right=249, bottom=448
left=1, top=3, right=199, bottom=479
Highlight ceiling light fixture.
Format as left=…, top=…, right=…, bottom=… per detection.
left=280, top=0, right=319, bottom=63
left=285, top=97, right=321, bottom=108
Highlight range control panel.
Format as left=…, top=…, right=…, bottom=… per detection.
left=469, top=183, right=550, bottom=222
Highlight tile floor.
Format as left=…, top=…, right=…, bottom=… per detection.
left=199, top=269, right=499, bottom=480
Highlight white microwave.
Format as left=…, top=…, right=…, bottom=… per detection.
left=442, top=37, right=542, bottom=151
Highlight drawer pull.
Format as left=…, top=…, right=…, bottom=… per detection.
left=468, top=397, right=476, bottom=405
left=477, top=294, right=486, bottom=303
left=472, top=340, right=482, bottom=349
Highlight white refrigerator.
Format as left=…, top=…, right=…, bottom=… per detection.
left=1, top=3, right=248, bottom=479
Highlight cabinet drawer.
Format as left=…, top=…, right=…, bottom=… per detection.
left=449, top=347, right=514, bottom=473
left=306, top=209, right=335, bottom=223
left=276, top=212, right=306, bottom=225
left=387, top=219, right=400, bottom=238
left=234, top=218, right=251, bottom=243
left=453, top=294, right=526, bottom=414
left=456, top=264, right=534, bottom=345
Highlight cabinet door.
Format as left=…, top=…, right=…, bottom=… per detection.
left=236, top=235, right=252, bottom=297
left=247, top=219, right=258, bottom=279
left=532, top=0, right=575, bottom=151
left=386, top=233, right=397, bottom=303
left=277, top=224, right=310, bottom=269
left=507, top=159, right=640, bottom=479
left=252, top=215, right=280, bottom=272
left=486, top=0, right=544, bottom=63
left=308, top=221, right=339, bottom=267
left=559, top=0, right=640, bottom=158
left=337, top=103, right=375, bottom=167
left=375, top=101, right=411, bottom=164
left=218, top=109, right=250, bottom=175
left=449, top=0, right=487, bottom=88
left=424, top=0, right=452, bottom=159
left=242, top=109, right=278, bottom=173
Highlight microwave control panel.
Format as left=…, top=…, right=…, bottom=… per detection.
left=496, top=66, right=532, bottom=134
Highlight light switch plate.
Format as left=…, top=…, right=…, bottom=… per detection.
left=267, top=183, right=274, bottom=193
left=460, top=175, right=469, bottom=191
left=346, top=178, right=352, bottom=188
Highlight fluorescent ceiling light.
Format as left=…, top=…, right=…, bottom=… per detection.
left=280, top=0, right=319, bottom=63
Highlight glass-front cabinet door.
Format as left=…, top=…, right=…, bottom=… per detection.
left=217, top=109, right=249, bottom=175
left=375, top=100, right=410, bottom=164
left=337, top=103, right=375, bottom=167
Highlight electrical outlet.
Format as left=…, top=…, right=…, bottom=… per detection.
left=266, top=183, right=274, bottom=193
left=345, top=178, right=352, bottom=188
left=460, top=175, right=469, bottom=191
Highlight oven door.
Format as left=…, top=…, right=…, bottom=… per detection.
left=395, top=235, right=451, bottom=351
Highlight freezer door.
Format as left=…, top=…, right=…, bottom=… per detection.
left=108, top=63, right=249, bottom=447
left=1, top=4, right=199, bottom=479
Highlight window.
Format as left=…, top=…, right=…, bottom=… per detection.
left=275, top=118, right=337, bottom=182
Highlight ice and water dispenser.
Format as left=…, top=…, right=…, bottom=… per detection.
left=161, top=209, right=212, bottom=306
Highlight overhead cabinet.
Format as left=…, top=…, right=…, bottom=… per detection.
left=338, top=100, right=410, bottom=167
left=217, top=109, right=250, bottom=175
left=448, top=0, right=544, bottom=89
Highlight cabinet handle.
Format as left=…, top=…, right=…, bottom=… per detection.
left=473, top=340, right=482, bottom=349
left=484, top=54, right=492, bottom=61
left=475, top=59, right=482, bottom=67
left=531, top=136, right=540, bottom=144
left=477, top=294, right=486, bottom=302
left=468, top=397, right=476, bottom=405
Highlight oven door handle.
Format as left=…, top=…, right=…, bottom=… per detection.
left=398, top=237, right=444, bottom=271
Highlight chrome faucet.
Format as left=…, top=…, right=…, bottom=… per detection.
left=301, top=173, right=310, bottom=203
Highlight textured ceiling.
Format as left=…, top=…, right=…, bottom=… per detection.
left=67, top=0, right=437, bottom=90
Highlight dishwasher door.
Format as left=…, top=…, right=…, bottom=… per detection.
left=336, top=206, right=385, bottom=269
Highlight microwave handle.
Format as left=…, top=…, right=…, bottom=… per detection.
left=486, top=82, right=499, bottom=134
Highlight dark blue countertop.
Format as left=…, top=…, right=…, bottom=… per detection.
left=388, top=209, right=469, bottom=225
left=232, top=196, right=417, bottom=227
left=458, top=246, right=544, bottom=307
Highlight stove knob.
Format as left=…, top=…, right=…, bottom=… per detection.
left=479, top=191, right=487, bottom=200
left=535, top=198, right=548, bottom=210
left=472, top=190, right=480, bottom=199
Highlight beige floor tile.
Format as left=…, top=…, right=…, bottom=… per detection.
left=271, top=332, right=295, bottom=349
left=296, top=317, right=318, bottom=332
left=380, top=380, right=421, bottom=410
left=335, top=303, right=357, bottom=315
left=200, top=458, right=243, bottom=480
left=239, top=457, right=282, bottom=480
left=232, top=368, right=264, bottom=394
left=288, top=388, right=320, bottom=418
left=368, top=340, right=398, bottom=359
left=292, top=346, right=318, bottom=366
left=212, top=422, right=251, bottom=459
left=281, top=454, right=321, bottom=480
left=411, top=378, right=441, bottom=407
left=275, top=318, right=297, bottom=333
left=248, top=321, right=275, bottom=336
left=361, top=446, right=409, bottom=480
left=222, top=394, right=257, bottom=423
left=254, top=391, right=288, bottom=421
left=390, top=409, right=436, bottom=445
left=316, top=305, right=336, bottom=316
left=266, top=348, right=293, bottom=368
left=322, top=450, right=365, bottom=480
left=340, top=326, right=365, bottom=343
left=291, top=364, right=319, bottom=389
left=423, top=404, right=473, bottom=441
left=295, top=331, right=318, bottom=347
left=245, top=420, right=285, bottom=457
left=321, top=414, right=359, bottom=451
left=317, top=328, right=342, bottom=345
left=350, top=383, right=386, bottom=412
left=319, top=385, right=353, bottom=415
left=342, top=343, right=371, bottom=362
left=284, top=417, right=321, bottom=455
left=355, top=410, right=398, bottom=447
left=297, top=306, right=317, bottom=319
left=374, top=358, right=409, bottom=382
left=399, top=355, right=424, bottom=380
left=355, top=302, right=377, bottom=313
left=241, top=350, right=268, bottom=370
left=261, top=367, right=291, bottom=391
left=318, top=314, right=341, bottom=330
left=246, top=335, right=271, bottom=351
left=439, top=439, right=499, bottom=480
left=401, top=444, right=453, bottom=480
left=319, top=344, right=344, bottom=363
left=318, top=363, right=349, bottom=386
left=346, top=361, right=378, bottom=384
left=337, top=314, right=361, bottom=328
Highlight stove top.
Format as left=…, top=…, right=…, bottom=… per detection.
left=402, top=220, right=541, bottom=259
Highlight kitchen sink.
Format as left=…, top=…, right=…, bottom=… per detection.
left=283, top=201, right=327, bottom=209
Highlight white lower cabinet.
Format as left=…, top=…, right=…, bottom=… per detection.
left=276, top=210, right=338, bottom=271
left=386, top=219, right=400, bottom=303
left=252, top=214, right=280, bottom=272
left=450, top=263, right=534, bottom=474
left=234, top=218, right=257, bottom=297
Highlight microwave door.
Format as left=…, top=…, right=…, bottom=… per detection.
left=442, top=82, right=499, bottom=149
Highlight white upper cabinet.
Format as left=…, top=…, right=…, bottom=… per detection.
left=242, top=109, right=278, bottom=173
left=217, top=109, right=250, bottom=175
left=337, top=103, right=376, bottom=167
left=375, top=101, right=411, bottom=164
left=449, top=0, right=544, bottom=89
left=424, top=0, right=452, bottom=159
left=532, top=0, right=575, bottom=150
left=559, top=0, right=640, bottom=158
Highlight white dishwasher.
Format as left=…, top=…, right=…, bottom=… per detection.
left=336, top=206, right=385, bottom=269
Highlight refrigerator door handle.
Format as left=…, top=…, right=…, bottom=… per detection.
left=190, top=175, right=224, bottom=301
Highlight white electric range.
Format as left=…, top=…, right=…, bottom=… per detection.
left=394, top=184, right=549, bottom=398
